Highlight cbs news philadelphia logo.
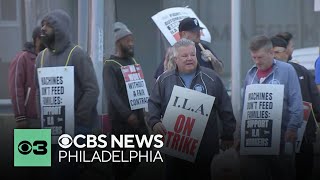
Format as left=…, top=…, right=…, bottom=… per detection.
left=14, top=129, right=51, bottom=167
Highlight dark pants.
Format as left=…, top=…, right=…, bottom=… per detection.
left=50, top=125, right=93, bottom=180
left=111, top=126, right=150, bottom=180
left=295, top=140, right=314, bottom=180
left=164, top=156, right=212, bottom=180
left=240, top=147, right=296, bottom=180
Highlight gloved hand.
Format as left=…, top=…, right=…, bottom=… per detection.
left=153, top=122, right=167, bottom=136
left=128, top=113, right=139, bottom=128
left=201, top=49, right=214, bottom=62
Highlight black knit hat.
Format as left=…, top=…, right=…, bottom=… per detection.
left=270, top=36, right=288, bottom=48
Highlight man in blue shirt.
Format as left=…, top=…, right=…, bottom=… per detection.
left=241, top=35, right=303, bottom=180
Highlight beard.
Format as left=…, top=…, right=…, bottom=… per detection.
left=40, top=31, right=55, bottom=48
left=120, top=43, right=134, bottom=58
left=39, top=43, right=46, bottom=51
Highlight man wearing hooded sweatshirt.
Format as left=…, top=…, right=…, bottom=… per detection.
left=35, top=9, right=99, bottom=133
left=35, top=9, right=99, bottom=179
left=103, top=22, right=149, bottom=180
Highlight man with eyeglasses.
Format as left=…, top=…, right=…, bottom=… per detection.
left=271, top=35, right=320, bottom=180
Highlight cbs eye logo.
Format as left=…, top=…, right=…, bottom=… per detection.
left=58, top=134, right=73, bottom=148
left=14, top=129, right=51, bottom=167
left=18, top=140, right=47, bottom=155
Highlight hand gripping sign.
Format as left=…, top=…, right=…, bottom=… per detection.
left=37, top=66, right=74, bottom=144
left=121, top=64, right=149, bottom=110
left=240, top=84, right=284, bottom=155
left=152, top=7, right=211, bottom=46
left=161, top=85, right=215, bottom=162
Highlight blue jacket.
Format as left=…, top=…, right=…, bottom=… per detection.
left=243, top=60, right=303, bottom=137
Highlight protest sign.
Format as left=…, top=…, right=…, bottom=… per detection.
left=37, top=67, right=74, bottom=144
left=240, top=84, right=284, bottom=155
left=296, top=101, right=312, bottom=153
left=152, top=7, right=211, bottom=45
left=161, top=85, right=215, bottom=162
left=121, top=64, right=149, bottom=110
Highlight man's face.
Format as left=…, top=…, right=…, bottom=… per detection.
left=180, top=30, right=201, bottom=43
left=250, top=48, right=274, bottom=70
left=174, top=45, right=197, bottom=73
left=287, top=40, right=294, bottom=60
left=40, top=21, right=55, bottom=46
left=118, top=35, right=134, bottom=57
left=272, top=46, right=289, bottom=62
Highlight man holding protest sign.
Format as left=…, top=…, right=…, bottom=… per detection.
left=240, top=35, right=303, bottom=180
left=35, top=9, right=99, bottom=178
left=179, top=17, right=223, bottom=74
left=154, top=17, right=224, bottom=79
left=103, top=22, right=149, bottom=180
left=148, top=38, right=236, bottom=180
left=271, top=35, right=320, bottom=180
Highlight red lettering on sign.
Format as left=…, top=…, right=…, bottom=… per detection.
left=174, top=114, right=195, bottom=136
left=183, top=117, right=195, bottom=136
left=166, top=131, right=174, bottom=147
left=174, top=114, right=185, bottom=133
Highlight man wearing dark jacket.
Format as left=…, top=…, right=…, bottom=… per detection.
left=35, top=9, right=99, bottom=179
left=149, top=38, right=236, bottom=180
left=103, top=22, right=149, bottom=180
left=271, top=35, right=320, bottom=180
left=8, top=26, right=44, bottom=128
left=35, top=9, right=99, bottom=131
left=154, top=17, right=224, bottom=79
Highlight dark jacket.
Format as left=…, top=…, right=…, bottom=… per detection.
left=35, top=9, right=99, bottom=127
left=8, top=42, right=37, bottom=121
left=103, top=55, right=147, bottom=134
left=148, top=66, right=236, bottom=164
left=289, top=62, right=320, bottom=142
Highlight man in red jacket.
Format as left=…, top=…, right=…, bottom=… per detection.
left=8, top=26, right=45, bottom=128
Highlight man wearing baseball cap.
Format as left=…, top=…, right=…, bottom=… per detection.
left=179, top=17, right=223, bottom=75
left=154, top=17, right=224, bottom=79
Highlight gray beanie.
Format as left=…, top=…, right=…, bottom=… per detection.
left=114, top=22, right=132, bottom=42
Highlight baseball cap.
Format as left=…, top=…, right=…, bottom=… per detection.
left=178, top=17, right=204, bottom=32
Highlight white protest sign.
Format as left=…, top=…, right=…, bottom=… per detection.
left=121, top=64, right=149, bottom=110
left=37, top=67, right=74, bottom=144
left=296, top=101, right=312, bottom=153
left=240, top=84, right=284, bottom=155
left=315, top=0, right=320, bottom=11
left=161, top=85, right=215, bottom=162
left=152, top=7, right=211, bottom=45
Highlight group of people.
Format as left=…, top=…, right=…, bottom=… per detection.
left=7, top=8, right=320, bottom=180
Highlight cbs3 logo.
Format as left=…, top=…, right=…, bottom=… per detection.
left=18, top=140, right=48, bottom=155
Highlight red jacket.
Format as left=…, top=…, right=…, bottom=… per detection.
left=8, top=44, right=37, bottom=121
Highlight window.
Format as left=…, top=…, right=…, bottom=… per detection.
left=0, top=0, right=17, bottom=21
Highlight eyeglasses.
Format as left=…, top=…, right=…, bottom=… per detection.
left=272, top=47, right=286, bottom=54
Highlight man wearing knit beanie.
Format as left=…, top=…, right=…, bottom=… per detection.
left=103, top=22, right=149, bottom=180
left=271, top=35, right=320, bottom=180
left=113, top=22, right=134, bottom=57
